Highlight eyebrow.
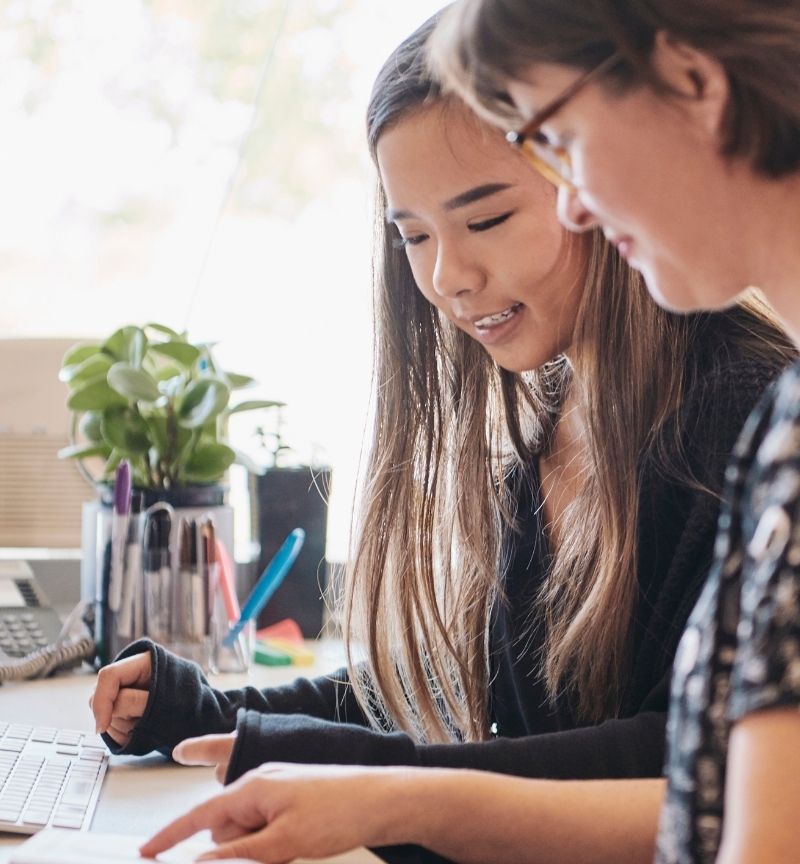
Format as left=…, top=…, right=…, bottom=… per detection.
left=385, top=182, right=513, bottom=222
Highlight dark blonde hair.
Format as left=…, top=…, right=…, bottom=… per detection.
left=342, top=13, right=794, bottom=740
left=431, top=0, right=800, bottom=178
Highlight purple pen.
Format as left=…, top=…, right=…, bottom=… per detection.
left=108, top=460, right=132, bottom=613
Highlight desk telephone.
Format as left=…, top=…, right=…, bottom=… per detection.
left=0, top=561, right=93, bottom=680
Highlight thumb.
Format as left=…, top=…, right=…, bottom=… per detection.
left=173, top=732, right=235, bottom=766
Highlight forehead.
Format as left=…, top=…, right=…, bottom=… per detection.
left=376, top=101, right=534, bottom=205
left=505, top=61, right=596, bottom=118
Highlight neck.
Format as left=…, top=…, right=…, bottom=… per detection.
left=738, top=169, right=800, bottom=347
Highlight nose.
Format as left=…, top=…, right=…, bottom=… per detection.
left=431, top=236, right=485, bottom=299
left=556, top=184, right=599, bottom=233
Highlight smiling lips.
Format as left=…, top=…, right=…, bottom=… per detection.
left=472, top=302, right=523, bottom=330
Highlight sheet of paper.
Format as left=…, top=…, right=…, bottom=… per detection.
left=10, top=830, right=225, bottom=864
left=10, top=829, right=380, bottom=864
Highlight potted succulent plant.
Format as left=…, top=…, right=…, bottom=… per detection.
left=58, top=322, right=280, bottom=493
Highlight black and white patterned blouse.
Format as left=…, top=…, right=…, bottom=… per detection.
left=656, top=361, right=800, bottom=863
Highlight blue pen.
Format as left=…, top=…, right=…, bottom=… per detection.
left=223, top=528, right=305, bottom=647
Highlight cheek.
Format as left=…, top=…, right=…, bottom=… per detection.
left=406, top=250, right=439, bottom=307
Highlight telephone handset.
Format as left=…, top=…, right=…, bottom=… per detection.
left=0, top=561, right=93, bottom=681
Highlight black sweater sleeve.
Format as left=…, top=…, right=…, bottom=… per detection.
left=102, top=639, right=369, bottom=757
left=226, top=705, right=668, bottom=784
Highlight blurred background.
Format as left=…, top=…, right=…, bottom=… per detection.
left=0, top=0, right=443, bottom=569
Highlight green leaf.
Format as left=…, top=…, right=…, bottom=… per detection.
left=57, top=442, right=112, bottom=460
left=145, top=323, right=183, bottom=340
left=153, top=363, right=183, bottom=382
left=226, top=372, right=257, bottom=389
left=103, top=450, right=124, bottom=479
left=79, top=411, right=104, bottom=443
left=60, top=342, right=102, bottom=371
left=177, top=378, right=230, bottom=429
left=225, top=399, right=285, bottom=416
left=101, top=406, right=151, bottom=455
left=158, top=374, right=185, bottom=399
left=143, top=414, right=168, bottom=455
left=107, top=362, right=161, bottom=402
left=182, top=442, right=236, bottom=483
left=59, top=352, right=113, bottom=386
left=67, top=378, right=128, bottom=411
left=150, top=341, right=201, bottom=368
left=103, top=326, right=147, bottom=366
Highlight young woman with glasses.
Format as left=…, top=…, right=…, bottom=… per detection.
left=102, top=10, right=796, bottom=862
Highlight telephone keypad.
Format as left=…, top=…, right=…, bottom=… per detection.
left=0, top=614, right=58, bottom=658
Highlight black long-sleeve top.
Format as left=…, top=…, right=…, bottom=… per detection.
left=108, top=322, right=787, bottom=790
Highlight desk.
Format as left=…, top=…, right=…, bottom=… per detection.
left=0, top=642, right=380, bottom=863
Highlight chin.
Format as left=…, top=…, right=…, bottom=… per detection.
left=488, top=349, right=556, bottom=374
left=639, top=265, right=704, bottom=315
left=642, top=261, right=747, bottom=314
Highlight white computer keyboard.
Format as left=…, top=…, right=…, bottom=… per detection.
left=0, top=721, right=108, bottom=834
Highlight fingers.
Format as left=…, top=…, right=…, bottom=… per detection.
left=140, top=785, right=264, bottom=859
left=106, top=716, right=138, bottom=747
left=173, top=732, right=236, bottom=768
left=140, top=801, right=221, bottom=858
left=97, top=688, right=149, bottom=745
left=91, top=653, right=152, bottom=733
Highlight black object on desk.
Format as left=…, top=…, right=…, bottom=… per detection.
left=249, top=466, right=330, bottom=637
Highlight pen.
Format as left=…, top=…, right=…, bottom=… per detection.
left=199, top=517, right=217, bottom=636
left=215, top=537, right=240, bottom=625
left=223, top=528, right=305, bottom=647
left=143, top=503, right=173, bottom=643
left=117, top=491, right=143, bottom=639
left=180, top=518, right=205, bottom=642
left=108, top=460, right=131, bottom=613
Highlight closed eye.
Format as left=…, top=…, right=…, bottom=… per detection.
left=392, top=232, right=428, bottom=249
left=469, top=212, right=513, bottom=233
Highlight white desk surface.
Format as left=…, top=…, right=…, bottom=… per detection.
left=0, top=641, right=380, bottom=863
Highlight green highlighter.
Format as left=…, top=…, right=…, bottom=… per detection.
left=254, top=640, right=293, bottom=666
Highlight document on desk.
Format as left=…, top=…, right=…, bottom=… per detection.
left=10, top=828, right=381, bottom=864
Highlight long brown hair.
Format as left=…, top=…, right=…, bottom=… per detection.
left=343, top=13, right=793, bottom=739
left=431, top=0, right=800, bottom=178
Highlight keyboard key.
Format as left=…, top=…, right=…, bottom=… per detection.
left=52, top=814, right=84, bottom=829
left=22, top=810, right=50, bottom=825
left=79, top=750, right=105, bottom=762
left=31, top=727, right=57, bottom=743
left=61, top=778, right=95, bottom=807
left=0, top=740, right=24, bottom=752
left=6, top=725, right=32, bottom=739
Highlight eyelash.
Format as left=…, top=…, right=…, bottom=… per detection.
left=392, top=211, right=514, bottom=249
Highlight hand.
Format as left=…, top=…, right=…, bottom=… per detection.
left=139, top=762, right=422, bottom=864
left=89, top=651, right=152, bottom=746
left=173, top=732, right=237, bottom=784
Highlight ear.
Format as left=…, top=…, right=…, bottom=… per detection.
left=651, top=30, right=729, bottom=140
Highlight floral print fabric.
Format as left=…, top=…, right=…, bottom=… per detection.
left=656, top=362, right=800, bottom=863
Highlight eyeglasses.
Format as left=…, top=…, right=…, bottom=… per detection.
left=506, top=53, right=620, bottom=189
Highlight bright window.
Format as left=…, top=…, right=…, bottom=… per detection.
left=1, top=0, right=443, bottom=561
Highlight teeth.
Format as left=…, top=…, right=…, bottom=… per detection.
left=474, top=304, right=520, bottom=328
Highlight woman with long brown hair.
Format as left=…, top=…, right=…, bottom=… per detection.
left=135, top=2, right=800, bottom=863
left=95, top=8, right=790, bottom=845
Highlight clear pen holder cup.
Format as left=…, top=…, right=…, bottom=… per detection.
left=212, top=618, right=255, bottom=673
left=89, top=494, right=235, bottom=673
